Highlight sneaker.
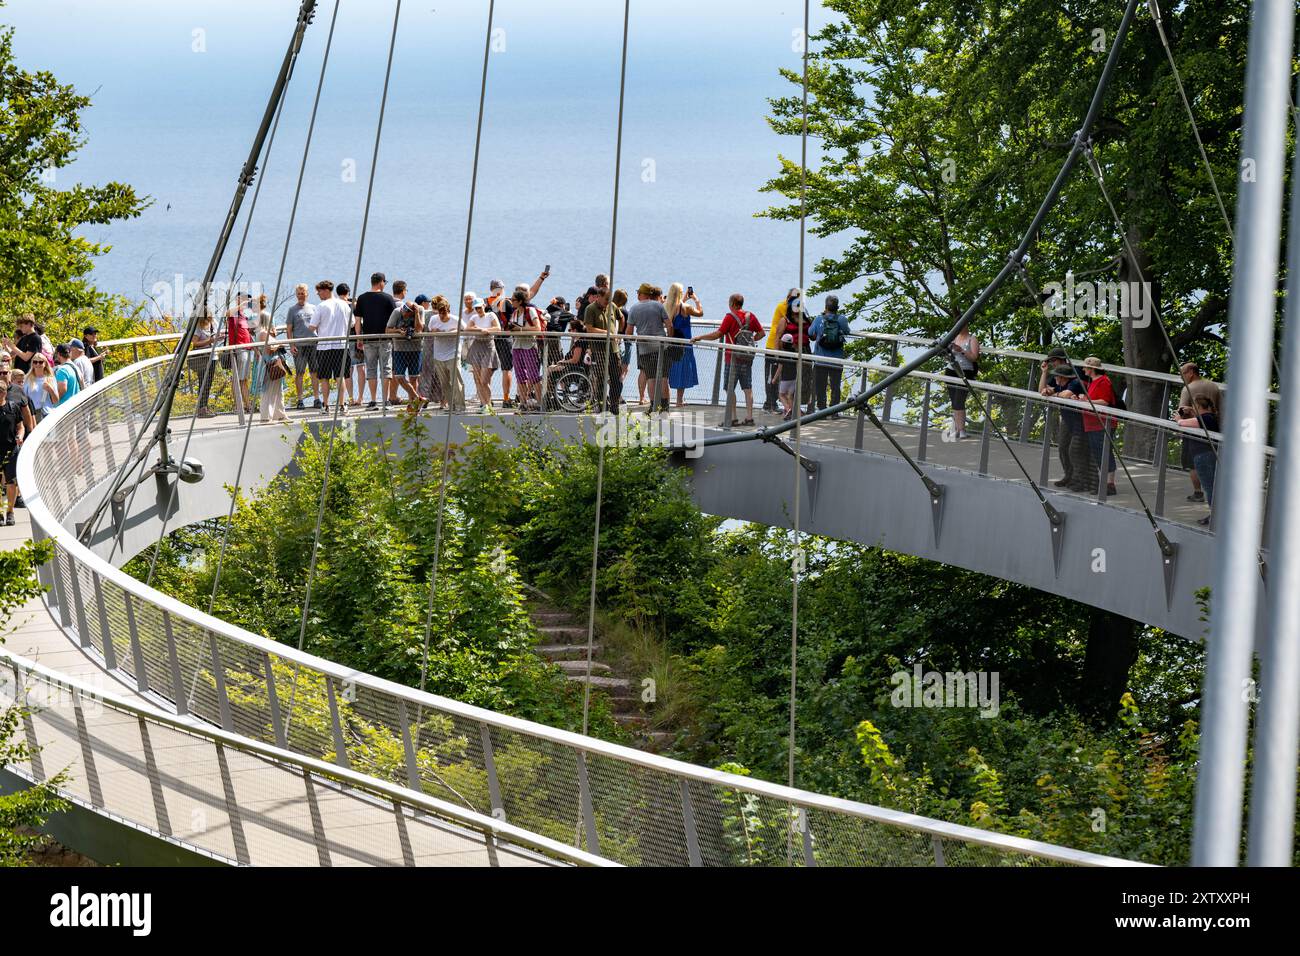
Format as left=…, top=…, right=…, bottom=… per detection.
left=1106, top=484, right=1118, bottom=496
left=366, top=400, right=377, bottom=409
left=1187, top=491, right=1204, bottom=502
left=1053, top=478, right=1072, bottom=488
left=13, top=496, right=24, bottom=509
left=1197, top=516, right=1211, bottom=526
left=313, top=399, right=323, bottom=409
left=4, top=512, right=14, bottom=527
left=294, top=400, right=304, bottom=410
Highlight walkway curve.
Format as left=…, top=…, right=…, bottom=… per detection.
left=7, top=339, right=1157, bottom=867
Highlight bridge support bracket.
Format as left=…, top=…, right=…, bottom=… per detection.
left=1155, top=530, right=1179, bottom=610
left=1043, top=502, right=1066, bottom=578
left=924, top=479, right=945, bottom=547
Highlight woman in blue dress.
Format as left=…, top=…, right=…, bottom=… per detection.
left=665, top=282, right=701, bottom=405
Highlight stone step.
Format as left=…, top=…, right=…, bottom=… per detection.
left=638, top=731, right=677, bottom=753
left=529, top=611, right=574, bottom=624
left=612, top=713, right=649, bottom=729
left=534, top=643, right=603, bottom=661
left=564, top=674, right=634, bottom=697
left=552, top=659, right=612, bottom=676
left=610, top=695, right=643, bottom=715
left=536, top=625, right=590, bottom=644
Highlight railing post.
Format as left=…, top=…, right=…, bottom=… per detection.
left=302, top=768, right=332, bottom=867
left=480, top=722, right=505, bottom=821
left=72, top=690, right=104, bottom=809
left=854, top=406, right=866, bottom=452
left=92, top=572, right=118, bottom=672
left=1039, top=406, right=1054, bottom=486
left=679, top=779, right=703, bottom=867
left=397, top=699, right=420, bottom=791
left=1154, top=381, right=1171, bottom=465
left=799, top=807, right=817, bottom=868
left=710, top=348, right=723, bottom=407
left=67, top=564, right=90, bottom=650
left=979, top=414, right=992, bottom=475
left=1019, top=364, right=1036, bottom=443
left=1155, top=429, right=1169, bottom=517
left=882, top=340, right=899, bottom=422
left=326, top=677, right=350, bottom=769
left=138, top=717, right=173, bottom=837
left=208, top=633, right=234, bottom=733
left=262, top=650, right=286, bottom=750
left=124, top=592, right=149, bottom=694
left=1095, top=427, right=1112, bottom=502
left=162, top=610, right=187, bottom=715
left=932, top=834, right=947, bottom=866
left=214, top=742, right=251, bottom=865
left=917, top=379, right=931, bottom=462
left=575, top=751, right=600, bottom=857
left=48, top=548, right=71, bottom=629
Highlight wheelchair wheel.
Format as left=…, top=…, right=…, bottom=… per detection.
left=552, top=369, right=591, bottom=413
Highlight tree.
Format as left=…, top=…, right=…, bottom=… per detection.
left=763, top=0, right=1263, bottom=411
left=0, top=3, right=149, bottom=324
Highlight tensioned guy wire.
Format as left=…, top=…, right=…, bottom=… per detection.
left=206, top=0, right=342, bottom=618
left=137, top=35, right=297, bottom=585
left=786, top=0, right=811, bottom=865
left=582, top=0, right=632, bottom=743
left=415, top=0, right=497, bottom=704
left=286, top=0, right=402, bottom=733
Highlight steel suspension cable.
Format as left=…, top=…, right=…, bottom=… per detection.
left=206, top=0, right=342, bottom=618
left=695, top=0, right=1143, bottom=452
left=784, top=0, right=812, bottom=866
left=287, top=0, right=403, bottom=732
left=1146, top=0, right=1232, bottom=235
left=136, top=46, right=297, bottom=585
left=1082, top=143, right=1223, bottom=469
left=415, top=0, right=497, bottom=705
left=581, top=0, right=632, bottom=743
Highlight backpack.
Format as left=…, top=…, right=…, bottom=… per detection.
left=0, top=398, right=18, bottom=446
left=728, top=314, right=759, bottom=361
left=1111, top=384, right=1127, bottom=413
left=819, top=315, right=846, bottom=351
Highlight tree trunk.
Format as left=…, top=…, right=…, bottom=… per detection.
left=1080, top=608, right=1139, bottom=723
left=1119, top=232, right=1170, bottom=462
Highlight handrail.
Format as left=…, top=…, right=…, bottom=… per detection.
left=94, top=329, right=1234, bottom=451
left=0, top=649, right=614, bottom=867
left=15, top=350, right=1146, bottom=867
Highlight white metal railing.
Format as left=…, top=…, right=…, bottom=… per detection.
left=14, top=337, right=1158, bottom=866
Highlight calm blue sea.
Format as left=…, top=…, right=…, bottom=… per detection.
left=5, top=0, right=863, bottom=326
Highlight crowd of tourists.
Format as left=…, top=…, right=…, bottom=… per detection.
left=179, top=272, right=855, bottom=426
left=0, top=273, right=1223, bottom=529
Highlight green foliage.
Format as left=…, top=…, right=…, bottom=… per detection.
left=764, top=0, right=1272, bottom=390
left=0, top=539, right=68, bottom=866
left=0, top=7, right=149, bottom=327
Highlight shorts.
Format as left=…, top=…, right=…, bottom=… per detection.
left=725, top=360, right=753, bottom=392
left=229, top=349, right=251, bottom=378
left=513, top=347, right=541, bottom=384
left=314, top=348, right=346, bottom=380
left=779, top=379, right=797, bottom=398
left=946, top=368, right=975, bottom=412
left=295, top=343, right=317, bottom=374
left=392, top=350, right=421, bottom=376
left=620, top=340, right=632, bottom=365
left=494, top=337, right=514, bottom=372
left=1, top=446, right=16, bottom=484
left=363, top=341, right=392, bottom=379
left=638, top=349, right=662, bottom=379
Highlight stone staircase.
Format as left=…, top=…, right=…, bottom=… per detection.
left=526, top=597, right=674, bottom=753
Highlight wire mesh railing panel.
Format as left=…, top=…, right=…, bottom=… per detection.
left=584, top=749, right=691, bottom=867
left=485, top=724, right=584, bottom=848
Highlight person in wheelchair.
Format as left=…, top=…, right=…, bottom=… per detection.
left=545, top=317, right=594, bottom=412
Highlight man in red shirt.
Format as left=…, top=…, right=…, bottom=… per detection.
left=1077, top=356, right=1118, bottom=495
left=693, top=293, right=764, bottom=425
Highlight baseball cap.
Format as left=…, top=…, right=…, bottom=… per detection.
left=69, top=338, right=85, bottom=350
left=489, top=279, right=504, bottom=291
left=781, top=333, right=795, bottom=344
left=83, top=326, right=99, bottom=336
left=414, top=294, right=431, bottom=305
left=473, top=298, right=485, bottom=309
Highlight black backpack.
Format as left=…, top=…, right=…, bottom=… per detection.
left=0, top=398, right=19, bottom=446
